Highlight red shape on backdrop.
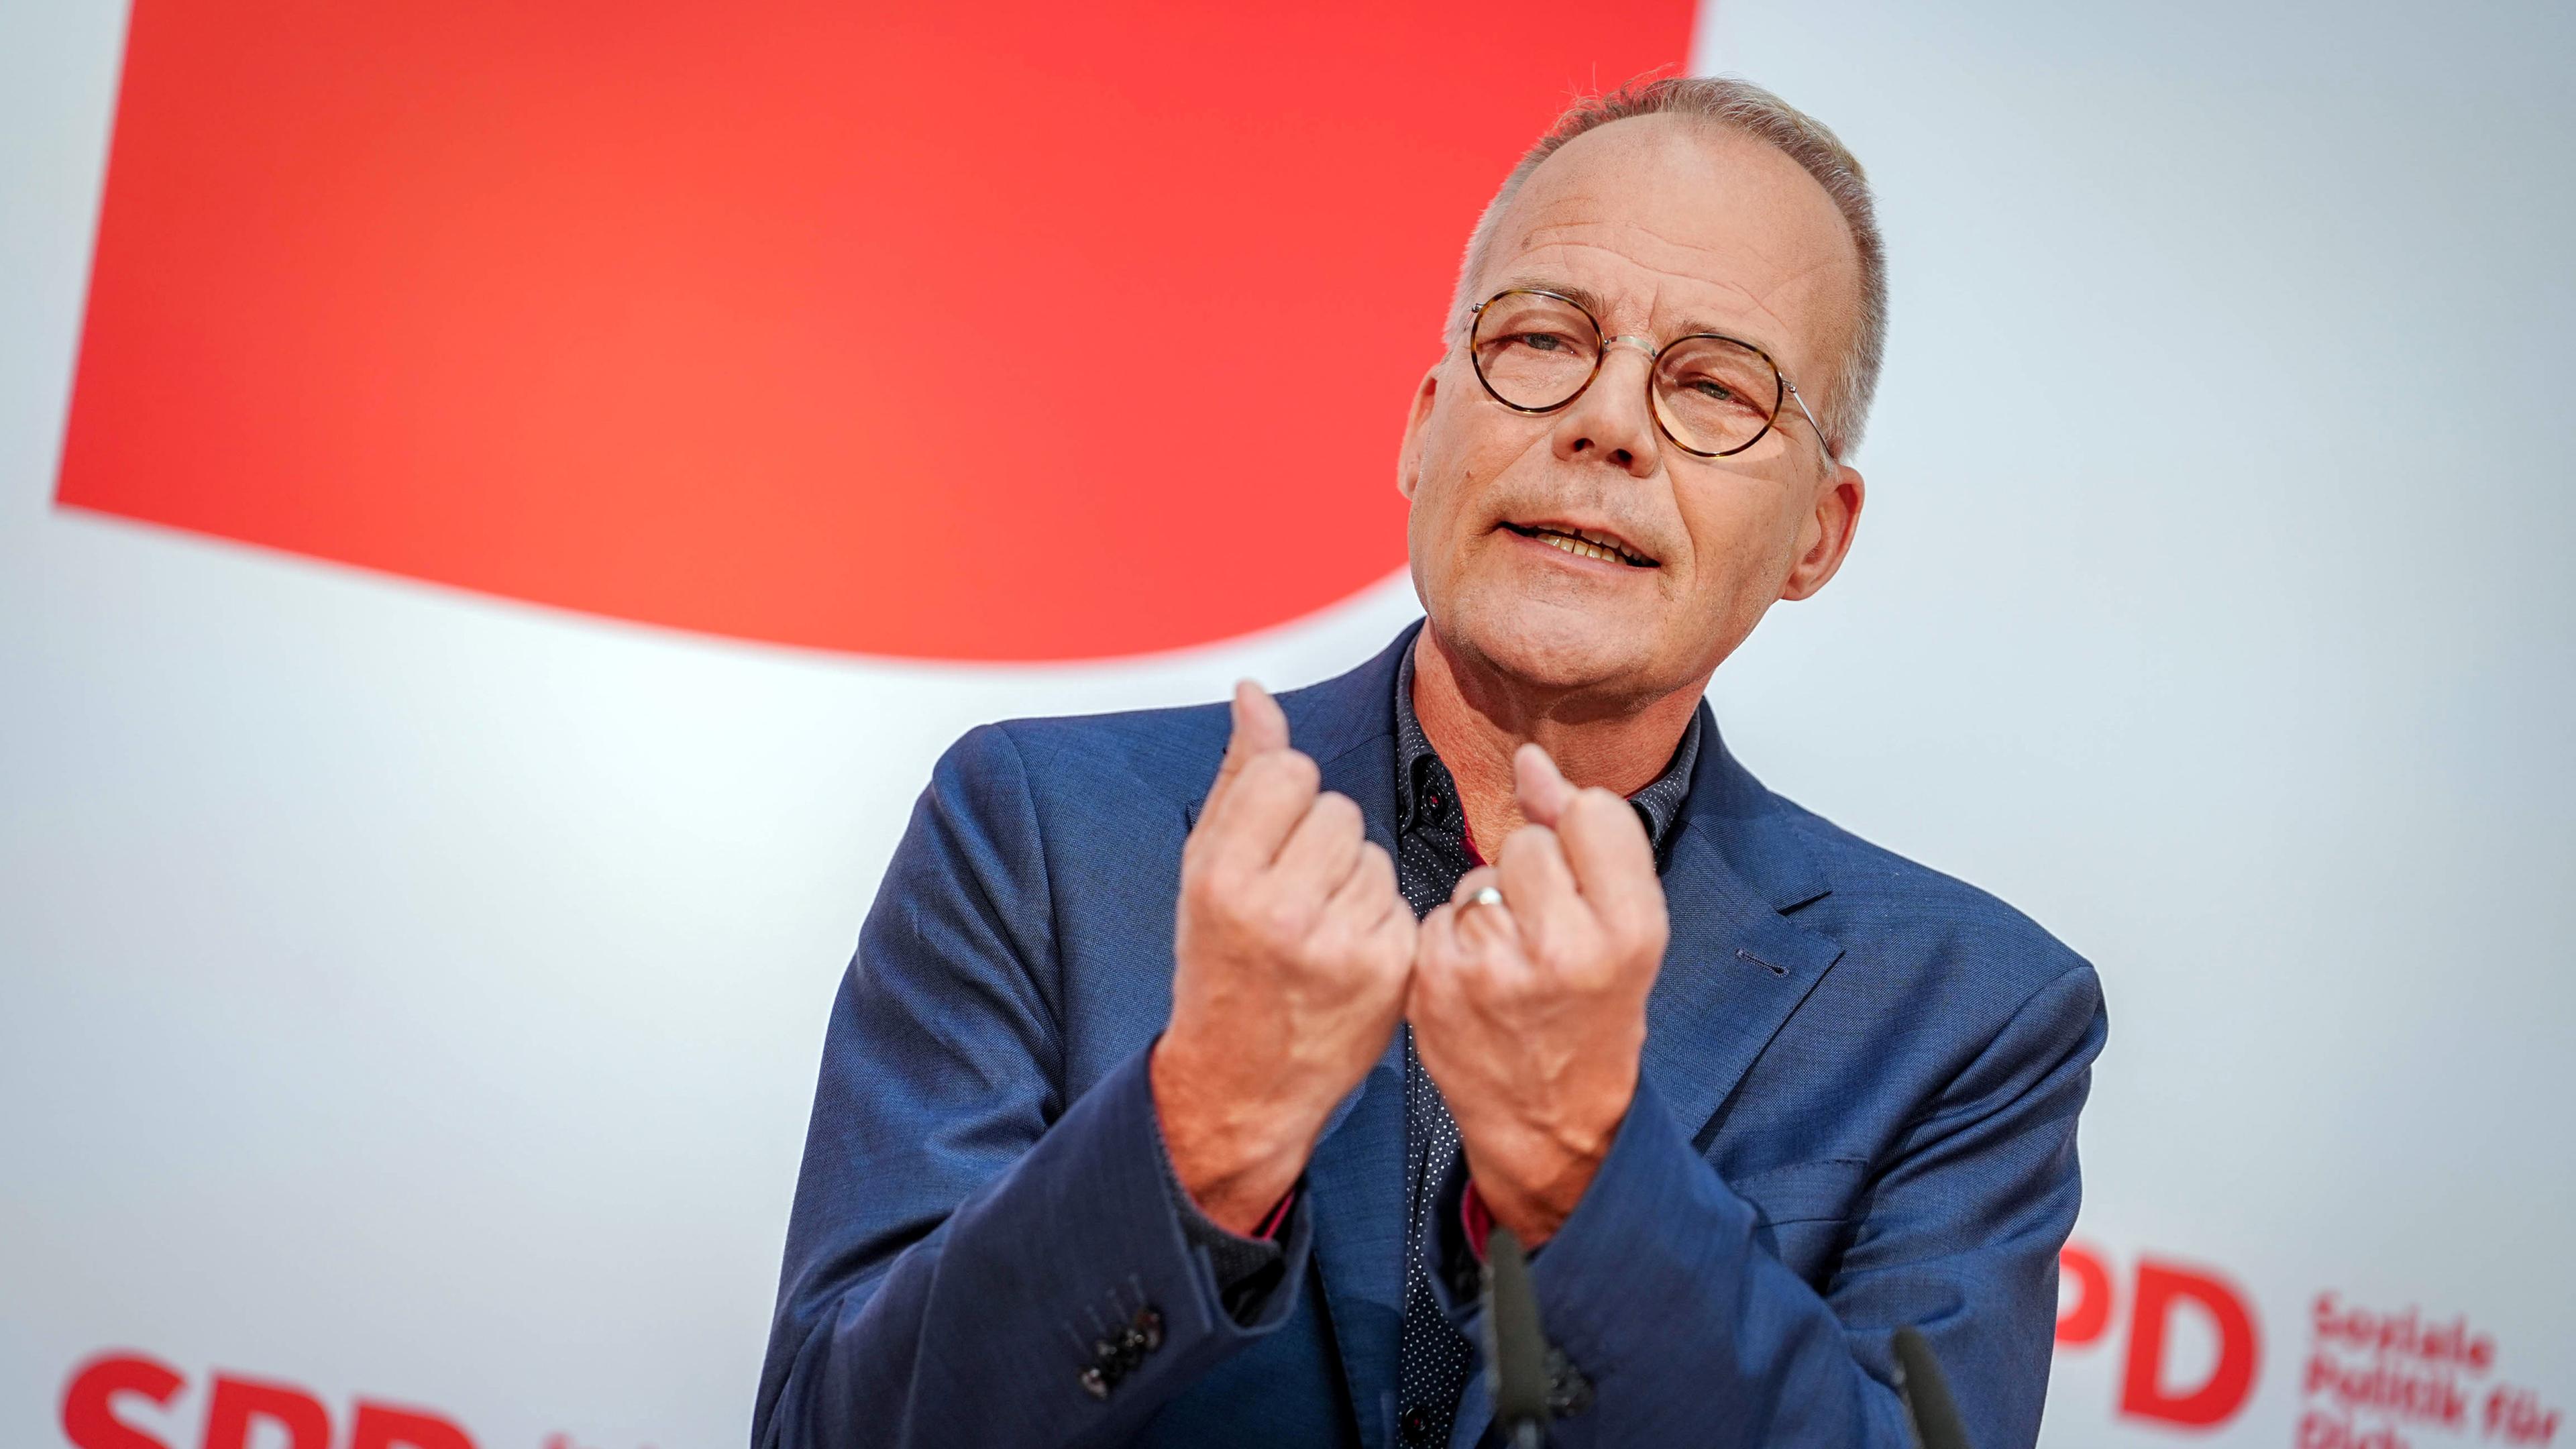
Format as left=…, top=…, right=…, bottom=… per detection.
left=56, top=1, right=1692, bottom=660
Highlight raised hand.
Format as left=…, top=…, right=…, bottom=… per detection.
left=1152, top=681, right=1419, bottom=1234
left=1409, top=743, right=1670, bottom=1246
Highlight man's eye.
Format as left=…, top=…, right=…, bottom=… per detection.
left=1517, top=333, right=1567, bottom=352
left=1690, top=378, right=1736, bottom=401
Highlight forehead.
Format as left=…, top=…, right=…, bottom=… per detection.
left=1483, top=116, right=1860, bottom=369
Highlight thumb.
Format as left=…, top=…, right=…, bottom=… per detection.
left=1211, top=679, right=1291, bottom=798
left=1513, top=742, right=1576, bottom=828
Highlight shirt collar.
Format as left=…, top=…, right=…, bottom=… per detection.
left=1392, top=634, right=1702, bottom=851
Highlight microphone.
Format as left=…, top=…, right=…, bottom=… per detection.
left=1484, top=1226, right=1551, bottom=1449
left=1892, top=1326, right=1973, bottom=1449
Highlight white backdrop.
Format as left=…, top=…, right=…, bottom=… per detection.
left=5, top=2, right=2571, bottom=1447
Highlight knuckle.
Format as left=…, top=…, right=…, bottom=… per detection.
left=1312, top=790, right=1362, bottom=832
left=1200, top=855, right=1251, bottom=896
left=1457, top=959, right=1507, bottom=1001
left=1257, top=896, right=1312, bottom=941
left=1274, top=749, right=1322, bottom=794
left=1417, top=910, right=1458, bottom=957
left=1562, top=955, right=1615, bottom=991
left=1356, top=841, right=1396, bottom=885
left=1179, top=863, right=1222, bottom=910
left=1238, top=755, right=1286, bottom=794
left=1520, top=919, right=1563, bottom=963
left=1306, top=920, right=1355, bottom=964
left=1242, top=750, right=1311, bottom=796
left=1613, top=906, right=1666, bottom=951
left=1387, top=912, right=1422, bottom=953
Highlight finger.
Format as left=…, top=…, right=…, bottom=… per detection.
left=1413, top=902, right=1463, bottom=1000
left=1450, top=864, right=1502, bottom=907
left=1203, top=680, right=1291, bottom=818
left=1376, top=893, right=1421, bottom=958
left=1364, top=867, right=1420, bottom=983
left=1325, top=839, right=1401, bottom=925
left=1554, top=784, right=1660, bottom=918
left=1273, top=790, right=1367, bottom=900
left=1414, top=899, right=1513, bottom=1024
left=1513, top=743, right=1578, bottom=828
left=1450, top=865, right=1525, bottom=954
left=1496, top=822, right=1586, bottom=950
left=1197, top=747, right=1322, bottom=875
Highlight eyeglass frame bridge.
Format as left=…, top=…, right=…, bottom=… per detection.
left=1464, top=287, right=1839, bottom=471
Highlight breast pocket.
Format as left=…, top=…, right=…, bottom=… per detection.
left=1728, top=1158, right=1871, bottom=1287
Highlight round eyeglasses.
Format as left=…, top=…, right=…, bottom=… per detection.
left=1466, top=287, right=1837, bottom=467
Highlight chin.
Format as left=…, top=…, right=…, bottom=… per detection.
left=1440, top=587, right=1664, bottom=696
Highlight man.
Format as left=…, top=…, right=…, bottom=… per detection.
left=754, top=76, right=2106, bottom=1448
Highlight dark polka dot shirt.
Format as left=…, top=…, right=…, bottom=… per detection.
left=1387, top=637, right=1701, bottom=1446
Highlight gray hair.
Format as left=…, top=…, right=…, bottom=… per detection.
left=1447, top=76, right=1888, bottom=458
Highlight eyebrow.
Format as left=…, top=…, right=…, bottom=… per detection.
left=1491, top=276, right=1787, bottom=360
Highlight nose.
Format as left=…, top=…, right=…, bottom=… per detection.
left=1550, top=337, right=1660, bottom=478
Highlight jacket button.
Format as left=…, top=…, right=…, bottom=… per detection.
left=1078, top=1365, right=1110, bottom=1401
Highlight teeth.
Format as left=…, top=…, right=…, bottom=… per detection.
left=1527, top=527, right=1637, bottom=564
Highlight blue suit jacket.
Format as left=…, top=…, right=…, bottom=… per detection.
left=754, top=621, right=2106, bottom=1448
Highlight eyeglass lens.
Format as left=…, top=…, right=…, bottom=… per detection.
left=1470, top=290, right=1784, bottom=457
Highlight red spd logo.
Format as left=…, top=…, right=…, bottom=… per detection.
left=60, top=1352, right=472, bottom=1449
left=2059, top=1242, right=2264, bottom=1430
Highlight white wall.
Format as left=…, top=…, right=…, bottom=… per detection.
left=1701, top=3, right=2576, bottom=1442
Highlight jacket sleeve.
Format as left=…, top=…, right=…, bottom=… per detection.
left=1442, top=959, right=2106, bottom=1449
left=751, top=724, right=1313, bottom=1449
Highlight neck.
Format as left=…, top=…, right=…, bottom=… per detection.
left=1409, top=624, right=1705, bottom=857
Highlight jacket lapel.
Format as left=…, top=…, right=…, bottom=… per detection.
left=1640, top=722, right=1843, bottom=1152
left=1303, top=1038, right=1407, bottom=1449
left=1301, top=732, right=1409, bottom=1449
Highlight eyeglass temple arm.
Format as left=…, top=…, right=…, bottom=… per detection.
left=1783, top=380, right=1841, bottom=471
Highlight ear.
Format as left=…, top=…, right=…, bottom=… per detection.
left=1778, top=464, right=1865, bottom=602
left=1396, top=362, right=1443, bottom=502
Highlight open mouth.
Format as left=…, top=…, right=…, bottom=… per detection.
left=1501, top=521, right=1659, bottom=568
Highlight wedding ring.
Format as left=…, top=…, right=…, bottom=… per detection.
left=1465, top=885, right=1505, bottom=912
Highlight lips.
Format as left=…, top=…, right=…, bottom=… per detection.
left=1501, top=521, right=1658, bottom=568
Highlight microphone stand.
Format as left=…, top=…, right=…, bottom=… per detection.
left=1893, top=1325, right=1974, bottom=1449
left=1483, top=1226, right=1552, bottom=1449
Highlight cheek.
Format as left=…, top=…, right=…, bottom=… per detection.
left=1677, top=478, right=1808, bottom=598
left=1414, top=415, right=1520, bottom=533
